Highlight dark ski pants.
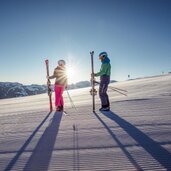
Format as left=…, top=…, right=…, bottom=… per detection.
left=99, top=76, right=110, bottom=108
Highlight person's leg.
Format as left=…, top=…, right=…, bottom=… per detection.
left=99, top=83, right=109, bottom=108
left=54, top=85, right=60, bottom=109
left=54, top=85, right=64, bottom=110
left=59, top=86, right=65, bottom=111
left=99, top=76, right=110, bottom=111
left=105, top=86, right=110, bottom=108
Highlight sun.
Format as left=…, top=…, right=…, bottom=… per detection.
left=65, top=54, right=81, bottom=83
left=66, top=66, right=77, bottom=83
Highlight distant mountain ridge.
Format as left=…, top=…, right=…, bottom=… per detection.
left=0, top=80, right=117, bottom=99
left=0, top=81, right=91, bottom=99
left=0, top=82, right=47, bottom=99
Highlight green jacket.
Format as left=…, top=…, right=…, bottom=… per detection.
left=94, top=63, right=111, bottom=77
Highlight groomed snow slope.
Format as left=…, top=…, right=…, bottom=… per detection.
left=0, top=74, right=171, bottom=171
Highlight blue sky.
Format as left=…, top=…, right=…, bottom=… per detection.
left=0, top=0, right=171, bottom=84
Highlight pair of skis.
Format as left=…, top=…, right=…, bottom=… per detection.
left=90, top=51, right=97, bottom=112
left=45, top=59, right=53, bottom=112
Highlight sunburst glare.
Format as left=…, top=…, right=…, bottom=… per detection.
left=66, top=66, right=77, bottom=83
left=65, top=54, right=80, bottom=84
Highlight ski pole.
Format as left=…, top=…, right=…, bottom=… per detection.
left=94, top=81, right=127, bottom=92
left=66, top=89, right=77, bottom=110
left=109, top=85, right=127, bottom=92
left=94, top=81, right=127, bottom=96
left=108, top=86, right=127, bottom=96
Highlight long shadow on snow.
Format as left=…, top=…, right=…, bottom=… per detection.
left=24, top=111, right=63, bottom=171
left=4, top=111, right=52, bottom=171
left=101, top=110, right=171, bottom=170
left=93, top=111, right=142, bottom=170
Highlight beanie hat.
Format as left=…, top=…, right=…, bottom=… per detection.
left=58, top=60, right=66, bottom=65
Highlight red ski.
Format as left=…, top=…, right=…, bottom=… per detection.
left=45, top=59, right=53, bottom=112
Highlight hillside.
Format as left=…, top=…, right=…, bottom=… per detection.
left=0, top=74, right=171, bottom=170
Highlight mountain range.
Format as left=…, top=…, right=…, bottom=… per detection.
left=0, top=80, right=118, bottom=99
left=0, top=81, right=91, bottom=99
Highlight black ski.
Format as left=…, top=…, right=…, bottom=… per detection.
left=90, top=51, right=97, bottom=112
left=45, top=59, right=53, bottom=112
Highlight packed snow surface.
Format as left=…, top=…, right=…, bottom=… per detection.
left=0, top=74, right=171, bottom=170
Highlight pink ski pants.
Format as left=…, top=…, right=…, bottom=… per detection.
left=54, top=85, right=65, bottom=107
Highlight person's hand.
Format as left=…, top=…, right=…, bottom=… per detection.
left=46, top=76, right=49, bottom=79
left=90, top=77, right=95, bottom=83
left=91, top=73, right=95, bottom=77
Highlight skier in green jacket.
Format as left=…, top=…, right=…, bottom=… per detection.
left=94, top=51, right=111, bottom=111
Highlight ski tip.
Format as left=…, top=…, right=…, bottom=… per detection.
left=45, top=59, right=49, bottom=64
left=90, top=51, right=94, bottom=55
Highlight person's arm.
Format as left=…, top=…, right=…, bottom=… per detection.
left=94, top=64, right=108, bottom=77
left=49, top=70, right=56, bottom=79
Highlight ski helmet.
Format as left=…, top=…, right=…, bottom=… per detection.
left=99, top=51, right=108, bottom=57
left=58, top=59, right=66, bottom=65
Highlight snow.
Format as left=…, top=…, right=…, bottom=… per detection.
left=0, top=74, right=171, bottom=170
